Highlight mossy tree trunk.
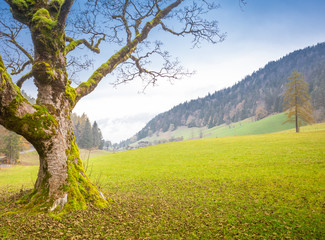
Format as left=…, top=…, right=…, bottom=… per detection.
left=0, top=0, right=220, bottom=212
left=0, top=0, right=109, bottom=212
left=0, top=0, right=182, bottom=212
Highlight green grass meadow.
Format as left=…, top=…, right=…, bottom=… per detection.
left=0, top=127, right=324, bottom=239
left=205, top=113, right=297, bottom=138
left=133, top=113, right=298, bottom=145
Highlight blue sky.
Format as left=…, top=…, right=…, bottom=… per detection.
left=2, top=0, right=325, bottom=142
left=76, top=0, right=325, bottom=143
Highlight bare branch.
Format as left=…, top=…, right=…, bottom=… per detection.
left=0, top=20, right=34, bottom=62
left=140, top=0, right=184, bottom=39
left=129, top=1, right=156, bottom=35
left=65, top=34, right=105, bottom=54
left=73, top=0, right=184, bottom=105
left=58, top=0, right=75, bottom=28
left=2, top=46, right=27, bottom=75
left=67, top=55, right=93, bottom=84
left=114, top=41, right=193, bottom=91
left=111, top=13, right=132, bottom=45
left=1, top=41, right=33, bottom=79
left=10, top=59, right=32, bottom=75
left=0, top=14, right=33, bottom=81
left=86, top=0, right=158, bottom=45
left=16, top=70, right=33, bottom=88
left=159, top=1, right=225, bottom=47
left=8, top=39, right=33, bottom=62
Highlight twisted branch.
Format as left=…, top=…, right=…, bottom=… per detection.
left=74, top=0, right=184, bottom=106
left=65, top=35, right=105, bottom=54
left=115, top=41, right=192, bottom=91
left=10, top=60, right=32, bottom=75
left=16, top=70, right=33, bottom=88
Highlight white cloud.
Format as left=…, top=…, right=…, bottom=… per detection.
left=18, top=1, right=325, bottom=143
left=73, top=35, right=325, bottom=143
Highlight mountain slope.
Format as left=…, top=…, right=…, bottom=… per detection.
left=128, top=112, right=300, bottom=147
left=128, top=42, right=325, bottom=144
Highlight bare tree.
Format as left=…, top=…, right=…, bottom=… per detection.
left=283, top=71, right=315, bottom=132
left=0, top=0, right=233, bottom=212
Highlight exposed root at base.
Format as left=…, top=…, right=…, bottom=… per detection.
left=49, top=193, right=68, bottom=212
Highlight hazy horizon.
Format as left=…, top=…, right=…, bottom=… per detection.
left=9, top=0, right=325, bottom=143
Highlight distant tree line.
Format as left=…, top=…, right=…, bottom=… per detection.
left=1, top=106, right=108, bottom=165
left=1, top=112, right=108, bottom=164
left=71, top=113, right=106, bottom=150
left=133, top=42, right=325, bottom=142
left=24, top=89, right=110, bottom=150
left=0, top=126, right=22, bottom=164
left=0, top=90, right=33, bottom=164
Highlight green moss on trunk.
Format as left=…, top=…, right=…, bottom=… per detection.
left=2, top=0, right=110, bottom=216
left=15, top=138, right=109, bottom=215
left=63, top=139, right=109, bottom=212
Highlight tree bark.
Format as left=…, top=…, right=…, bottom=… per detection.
left=1, top=0, right=201, bottom=212
left=295, top=107, right=299, bottom=133
left=31, top=114, right=107, bottom=212
left=1, top=55, right=106, bottom=211
left=295, top=86, right=299, bottom=133
left=0, top=1, right=107, bottom=211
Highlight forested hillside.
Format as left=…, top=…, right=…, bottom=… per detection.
left=134, top=42, right=325, bottom=141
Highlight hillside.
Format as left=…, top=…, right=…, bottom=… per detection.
left=129, top=113, right=325, bottom=147
left=124, top=42, right=325, bottom=146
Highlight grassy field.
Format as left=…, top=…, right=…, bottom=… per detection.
left=132, top=113, right=297, bottom=145
left=280, top=122, right=325, bottom=133
left=0, top=129, right=324, bottom=239
left=205, top=113, right=297, bottom=138
left=0, top=149, right=110, bottom=187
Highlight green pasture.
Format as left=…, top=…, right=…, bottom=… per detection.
left=204, top=113, right=297, bottom=138
left=0, top=128, right=324, bottom=239
left=134, top=112, right=298, bottom=145
left=0, top=149, right=110, bottom=188
left=280, top=122, right=325, bottom=133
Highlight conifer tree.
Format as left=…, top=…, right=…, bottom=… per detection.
left=2, top=132, right=21, bottom=164
left=79, top=119, right=93, bottom=149
left=283, top=71, right=315, bottom=132
left=0, top=0, right=229, bottom=212
left=92, top=121, right=101, bottom=148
